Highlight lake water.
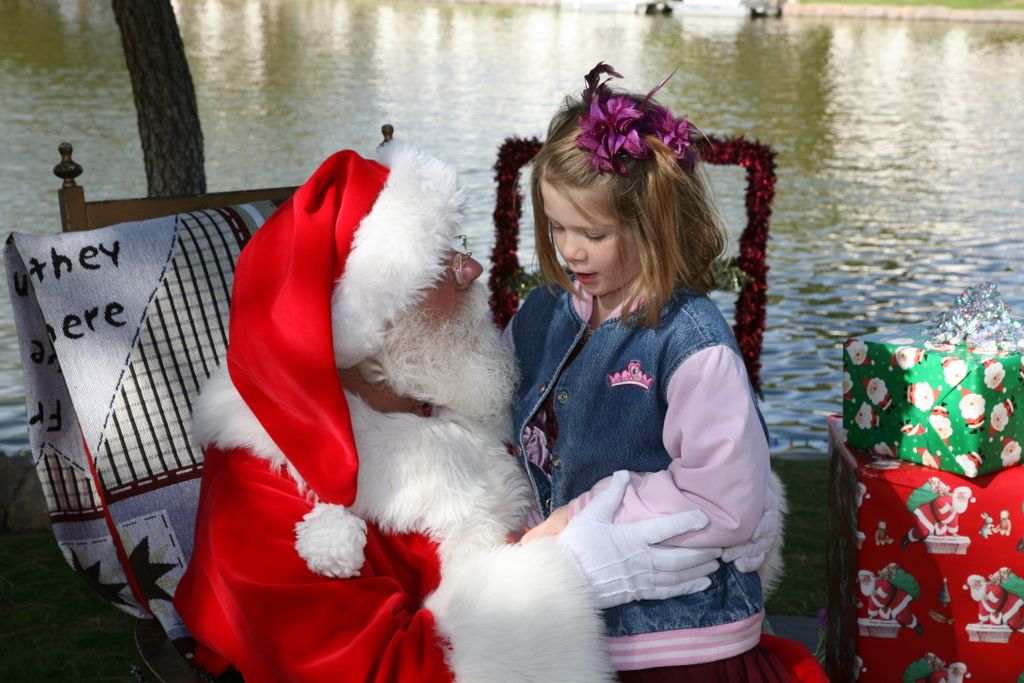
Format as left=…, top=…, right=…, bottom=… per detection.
left=2, top=0, right=1023, bottom=454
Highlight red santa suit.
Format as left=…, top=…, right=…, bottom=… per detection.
left=177, top=443, right=452, bottom=682
left=903, top=481, right=967, bottom=546
left=866, top=576, right=920, bottom=629
left=914, top=494, right=958, bottom=537
left=173, top=145, right=612, bottom=683
left=980, top=581, right=1024, bottom=630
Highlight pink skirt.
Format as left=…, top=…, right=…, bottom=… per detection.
left=617, top=635, right=828, bottom=683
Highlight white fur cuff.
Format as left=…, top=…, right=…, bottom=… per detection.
left=294, top=503, right=367, bottom=578
left=425, top=540, right=614, bottom=683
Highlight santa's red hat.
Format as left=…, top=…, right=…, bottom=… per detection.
left=226, top=142, right=465, bottom=577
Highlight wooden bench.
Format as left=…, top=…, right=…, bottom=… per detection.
left=54, top=141, right=298, bottom=233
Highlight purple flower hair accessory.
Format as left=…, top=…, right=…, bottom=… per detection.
left=578, top=94, right=649, bottom=175
left=575, top=62, right=697, bottom=176
left=648, top=103, right=697, bottom=174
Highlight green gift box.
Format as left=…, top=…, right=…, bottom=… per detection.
left=842, top=327, right=1024, bottom=478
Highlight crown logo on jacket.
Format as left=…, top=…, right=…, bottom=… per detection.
left=607, top=361, right=655, bottom=390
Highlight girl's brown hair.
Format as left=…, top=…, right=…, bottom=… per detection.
left=530, top=98, right=726, bottom=328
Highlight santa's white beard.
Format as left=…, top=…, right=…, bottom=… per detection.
left=374, top=283, right=519, bottom=436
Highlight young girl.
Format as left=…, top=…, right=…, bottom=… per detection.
left=508, top=64, right=800, bottom=682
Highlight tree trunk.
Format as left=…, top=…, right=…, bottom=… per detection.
left=111, top=0, right=206, bottom=197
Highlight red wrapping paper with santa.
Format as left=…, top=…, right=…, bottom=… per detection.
left=828, top=416, right=1024, bottom=682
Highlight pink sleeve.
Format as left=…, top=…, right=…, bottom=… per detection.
left=501, top=318, right=516, bottom=352
left=567, top=345, right=768, bottom=548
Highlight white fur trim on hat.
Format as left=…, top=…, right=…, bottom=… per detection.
left=294, top=502, right=368, bottom=578
left=332, top=142, right=467, bottom=368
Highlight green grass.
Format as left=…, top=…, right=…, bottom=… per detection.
left=0, top=460, right=827, bottom=680
left=766, top=458, right=828, bottom=618
left=799, top=0, right=1024, bottom=11
left=0, top=532, right=136, bottom=682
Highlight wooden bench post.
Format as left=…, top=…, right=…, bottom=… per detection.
left=54, top=142, right=88, bottom=233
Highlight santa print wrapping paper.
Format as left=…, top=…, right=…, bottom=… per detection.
left=843, top=327, right=1024, bottom=478
left=826, top=416, right=1024, bottom=683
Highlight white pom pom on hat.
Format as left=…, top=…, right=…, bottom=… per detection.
left=295, top=503, right=369, bottom=578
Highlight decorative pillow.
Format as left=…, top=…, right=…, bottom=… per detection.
left=5, top=201, right=279, bottom=640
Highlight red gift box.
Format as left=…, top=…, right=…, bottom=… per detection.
left=826, top=416, right=1024, bottom=683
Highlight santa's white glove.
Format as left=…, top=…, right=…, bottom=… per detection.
left=721, top=478, right=781, bottom=573
left=557, top=470, right=721, bottom=609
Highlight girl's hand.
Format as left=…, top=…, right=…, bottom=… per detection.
left=520, top=505, right=569, bottom=543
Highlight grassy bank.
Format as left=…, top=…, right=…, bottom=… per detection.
left=0, top=531, right=135, bottom=682
left=0, top=458, right=828, bottom=681
left=798, top=0, right=1024, bottom=11
left=765, top=458, right=829, bottom=618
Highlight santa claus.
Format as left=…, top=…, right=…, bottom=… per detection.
left=172, top=145, right=787, bottom=683
left=901, top=653, right=970, bottom=683
left=902, top=478, right=974, bottom=547
left=171, top=145, right=623, bottom=682
left=857, top=563, right=924, bottom=634
left=964, top=568, right=1024, bottom=632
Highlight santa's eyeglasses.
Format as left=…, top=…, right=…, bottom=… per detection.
left=441, top=235, right=472, bottom=287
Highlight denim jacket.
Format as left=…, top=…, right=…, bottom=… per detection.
left=510, top=285, right=765, bottom=637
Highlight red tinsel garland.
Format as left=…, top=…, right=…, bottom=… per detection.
left=487, top=135, right=776, bottom=394
left=487, top=137, right=543, bottom=327
left=700, top=134, right=776, bottom=395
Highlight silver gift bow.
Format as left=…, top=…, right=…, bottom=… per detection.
left=928, top=282, right=1024, bottom=353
